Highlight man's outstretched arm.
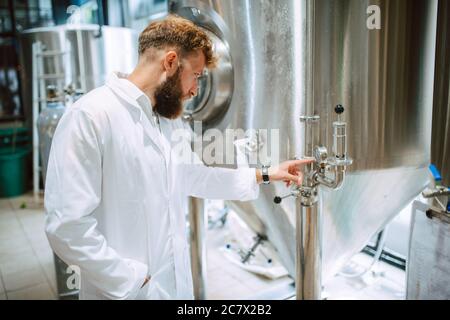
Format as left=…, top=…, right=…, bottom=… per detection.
left=182, top=148, right=313, bottom=201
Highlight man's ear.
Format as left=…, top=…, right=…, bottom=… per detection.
left=163, top=51, right=180, bottom=76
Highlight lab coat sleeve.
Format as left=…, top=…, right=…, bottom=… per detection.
left=44, top=108, right=147, bottom=300
left=182, top=148, right=260, bottom=201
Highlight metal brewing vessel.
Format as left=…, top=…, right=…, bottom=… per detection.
left=36, top=86, right=65, bottom=182
left=170, top=0, right=438, bottom=293
left=19, top=24, right=138, bottom=127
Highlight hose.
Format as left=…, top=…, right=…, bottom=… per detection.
left=337, top=228, right=388, bottom=278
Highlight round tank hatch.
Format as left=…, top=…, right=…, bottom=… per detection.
left=170, top=4, right=234, bottom=128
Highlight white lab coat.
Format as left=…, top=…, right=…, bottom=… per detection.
left=44, top=72, right=260, bottom=300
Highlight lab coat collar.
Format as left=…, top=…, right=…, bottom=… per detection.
left=116, top=73, right=156, bottom=120
left=106, top=72, right=144, bottom=120
left=106, top=72, right=167, bottom=158
left=108, top=72, right=160, bottom=119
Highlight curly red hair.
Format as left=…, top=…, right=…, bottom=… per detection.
left=138, top=14, right=217, bottom=68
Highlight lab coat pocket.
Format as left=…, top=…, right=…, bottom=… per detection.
left=145, top=263, right=173, bottom=300
left=134, top=277, right=168, bottom=300
left=147, top=281, right=171, bottom=300
left=135, top=279, right=151, bottom=300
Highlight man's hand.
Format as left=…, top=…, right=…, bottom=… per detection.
left=256, top=159, right=315, bottom=186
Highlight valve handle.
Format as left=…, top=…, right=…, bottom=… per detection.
left=274, top=193, right=295, bottom=204
left=335, top=104, right=344, bottom=114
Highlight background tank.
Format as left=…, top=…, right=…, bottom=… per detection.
left=36, top=86, right=65, bottom=182
left=431, top=0, right=450, bottom=186
left=170, top=0, right=438, bottom=283
left=19, top=24, right=138, bottom=127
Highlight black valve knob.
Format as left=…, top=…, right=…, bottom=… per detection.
left=335, top=104, right=344, bottom=114
left=274, top=196, right=282, bottom=204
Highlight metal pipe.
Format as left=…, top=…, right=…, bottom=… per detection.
left=422, top=186, right=450, bottom=198
left=76, top=29, right=87, bottom=93
left=32, top=42, right=41, bottom=201
left=188, top=197, right=207, bottom=300
left=315, top=167, right=345, bottom=190
left=95, top=0, right=105, bottom=37
left=295, top=0, right=322, bottom=300
left=296, top=199, right=322, bottom=300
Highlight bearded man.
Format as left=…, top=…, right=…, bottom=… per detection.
left=45, top=15, right=311, bottom=300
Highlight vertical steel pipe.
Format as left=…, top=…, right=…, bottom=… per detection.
left=188, top=197, right=207, bottom=300
left=296, top=198, right=322, bottom=300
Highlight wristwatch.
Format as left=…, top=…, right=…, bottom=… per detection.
left=261, top=165, right=270, bottom=185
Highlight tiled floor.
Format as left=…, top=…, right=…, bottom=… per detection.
left=0, top=192, right=405, bottom=300
left=204, top=214, right=405, bottom=300
left=0, top=193, right=57, bottom=300
left=206, top=225, right=293, bottom=300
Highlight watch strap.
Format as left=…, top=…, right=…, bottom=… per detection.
left=262, top=165, right=270, bottom=184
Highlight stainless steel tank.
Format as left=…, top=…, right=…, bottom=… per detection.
left=37, top=86, right=65, bottom=182
left=19, top=24, right=138, bottom=126
left=170, top=0, right=438, bottom=291
left=431, top=0, right=450, bottom=187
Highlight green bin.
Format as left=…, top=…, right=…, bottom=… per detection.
left=0, top=127, right=32, bottom=198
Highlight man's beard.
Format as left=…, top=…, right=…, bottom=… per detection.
left=153, top=67, right=184, bottom=119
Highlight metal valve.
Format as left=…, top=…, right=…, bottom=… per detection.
left=274, top=189, right=300, bottom=204
left=275, top=104, right=352, bottom=205
left=314, top=146, right=328, bottom=169
left=422, top=186, right=450, bottom=198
